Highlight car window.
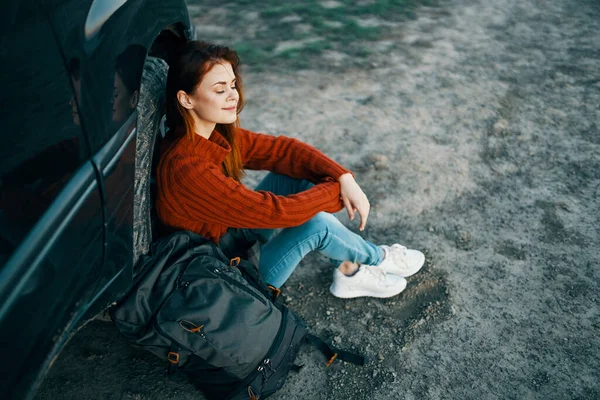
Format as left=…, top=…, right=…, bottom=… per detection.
left=0, top=8, right=89, bottom=268
left=43, top=0, right=146, bottom=152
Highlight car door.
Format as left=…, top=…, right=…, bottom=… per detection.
left=0, top=5, right=105, bottom=399
left=43, top=0, right=146, bottom=323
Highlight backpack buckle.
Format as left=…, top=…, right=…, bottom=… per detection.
left=229, top=257, right=241, bottom=267
left=167, top=352, right=179, bottom=364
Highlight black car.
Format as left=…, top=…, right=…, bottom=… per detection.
left=0, top=1, right=195, bottom=398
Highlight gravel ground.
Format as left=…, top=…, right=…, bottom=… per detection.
left=36, top=0, right=600, bottom=399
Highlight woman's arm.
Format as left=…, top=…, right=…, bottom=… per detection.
left=158, top=157, right=344, bottom=229
left=237, top=128, right=351, bottom=183
left=238, top=128, right=371, bottom=230
left=339, top=173, right=370, bottom=231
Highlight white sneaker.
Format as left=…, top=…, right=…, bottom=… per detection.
left=329, top=265, right=407, bottom=299
left=377, top=244, right=425, bottom=277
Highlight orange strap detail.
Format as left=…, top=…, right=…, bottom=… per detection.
left=179, top=319, right=204, bottom=333
left=326, top=353, right=338, bottom=367
left=248, top=386, right=260, bottom=400
left=167, top=352, right=179, bottom=364
left=267, top=285, right=281, bottom=298
left=179, top=320, right=204, bottom=333
left=230, top=257, right=241, bottom=267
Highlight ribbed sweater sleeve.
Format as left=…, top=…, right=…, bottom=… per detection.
left=157, top=155, right=345, bottom=232
left=237, top=128, right=351, bottom=183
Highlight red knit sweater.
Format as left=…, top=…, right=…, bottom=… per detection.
left=156, top=127, right=351, bottom=243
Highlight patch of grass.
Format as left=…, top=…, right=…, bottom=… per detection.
left=189, top=0, right=438, bottom=70
left=231, top=41, right=272, bottom=72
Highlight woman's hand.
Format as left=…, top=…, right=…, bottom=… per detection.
left=339, top=173, right=370, bottom=231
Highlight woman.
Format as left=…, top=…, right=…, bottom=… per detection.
left=156, top=41, right=425, bottom=298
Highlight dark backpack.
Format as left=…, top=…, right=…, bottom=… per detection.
left=110, top=231, right=366, bottom=400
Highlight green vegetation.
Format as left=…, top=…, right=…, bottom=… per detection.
left=188, top=0, right=438, bottom=70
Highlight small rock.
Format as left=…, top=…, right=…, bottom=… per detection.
left=455, top=230, right=476, bottom=250
left=547, top=107, right=568, bottom=120
left=357, top=95, right=374, bottom=105
left=365, top=153, right=390, bottom=170
left=493, top=118, right=509, bottom=134
left=378, top=353, right=385, bottom=361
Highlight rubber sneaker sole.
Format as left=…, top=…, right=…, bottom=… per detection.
left=329, top=278, right=407, bottom=299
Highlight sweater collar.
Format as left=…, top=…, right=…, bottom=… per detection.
left=173, top=127, right=231, bottom=165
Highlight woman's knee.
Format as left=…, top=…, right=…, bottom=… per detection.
left=300, top=212, right=338, bottom=235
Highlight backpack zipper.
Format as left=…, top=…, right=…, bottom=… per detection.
left=212, top=266, right=269, bottom=306
left=231, top=308, right=288, bottom=398
left=150, top=259, right=220, bottom=356
left=153, top=297, right=242, bottom=367
left=206, top=244, right=274, bottom=303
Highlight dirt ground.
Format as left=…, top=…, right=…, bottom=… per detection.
left=36, top=0, right=599, bottom=399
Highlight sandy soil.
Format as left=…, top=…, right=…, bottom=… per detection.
left=36, top=0, right=600, bottom=399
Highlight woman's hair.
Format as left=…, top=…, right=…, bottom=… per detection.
left=166, top=41, right=245, bottom=181
left=116, top=44, right=146, bottom=94
left=67, top=57, right=80, bottom=80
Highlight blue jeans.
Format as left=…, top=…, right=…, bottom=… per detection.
left=220, top=173, right=384, bottom=288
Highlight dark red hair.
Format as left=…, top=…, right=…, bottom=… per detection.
left=166, top=41, right=245, bottom=181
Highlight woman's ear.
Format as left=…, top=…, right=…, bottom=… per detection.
left=130, top=90, right=139, bottom=109
left=177, top=90, right=194, bottom=110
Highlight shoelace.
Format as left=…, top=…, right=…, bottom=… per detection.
left=387, top=244, right=408, bottom=263
left=390, top=244, right=408, bottom=253
left=361, top=265, right=387, bottom=281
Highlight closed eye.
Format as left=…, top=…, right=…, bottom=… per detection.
left=216, top=85, right=237, bottom=94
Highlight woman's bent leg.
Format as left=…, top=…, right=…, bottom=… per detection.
left=249, top=173, right=314, bottom=243
left=245, top=172, right=386, bottom=288
left=259, top=212, right=384, bottom=287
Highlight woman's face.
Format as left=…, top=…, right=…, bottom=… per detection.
left=183, top=61, right=239, bottom=126
left=112, top=72, right=137, bottom=124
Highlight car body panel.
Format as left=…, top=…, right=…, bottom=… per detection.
left=0, top=0, right=193, bottom=398
left=0, top=162, right=104, bottom=399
